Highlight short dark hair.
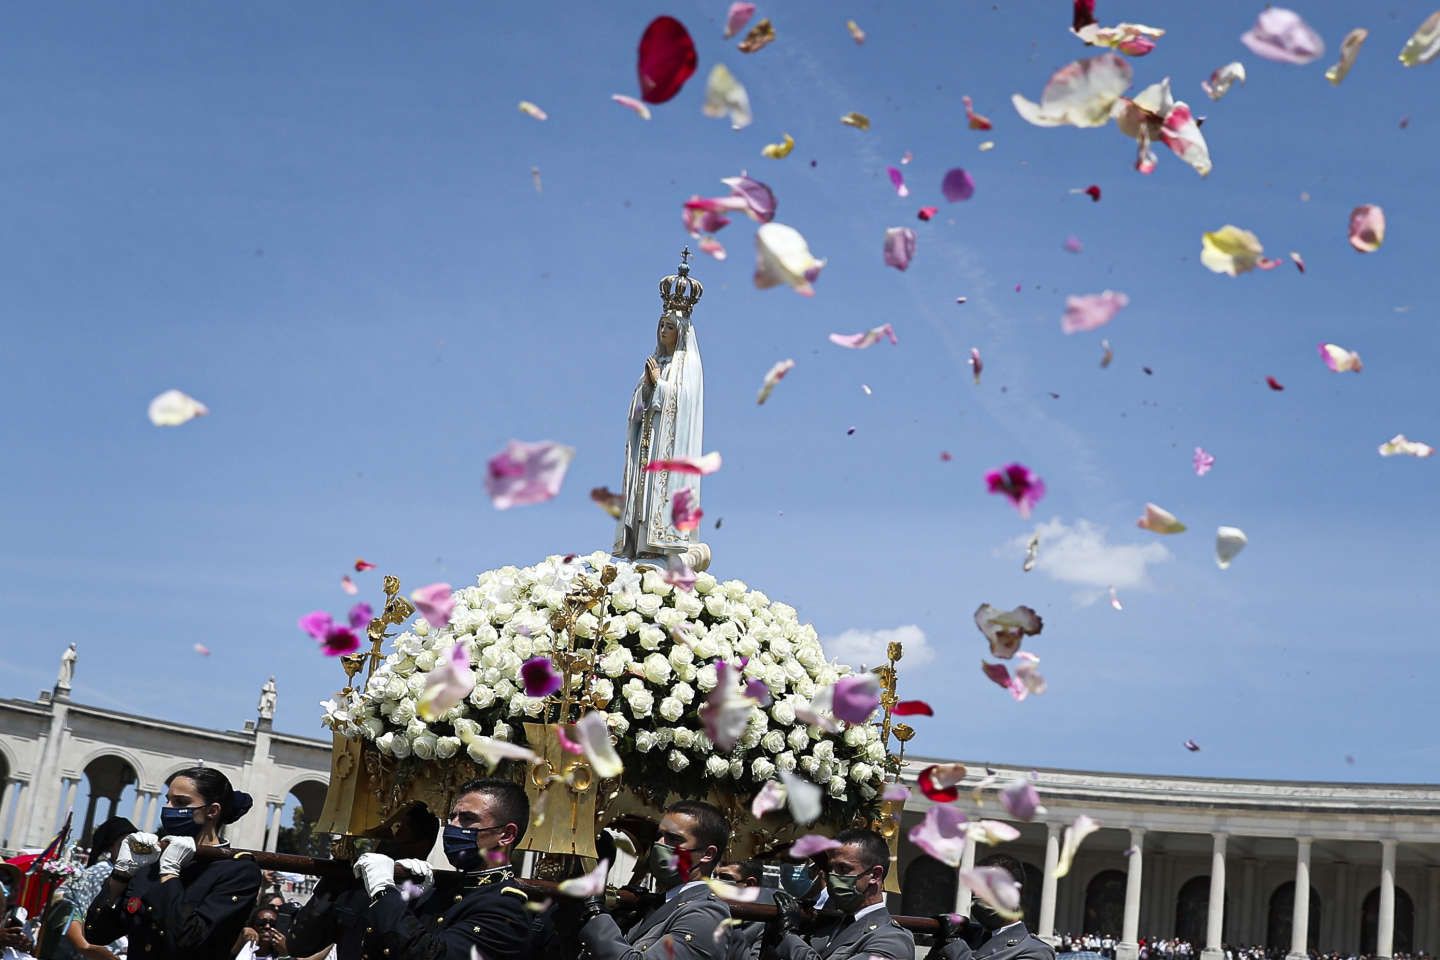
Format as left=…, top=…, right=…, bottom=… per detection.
left=665, top=800, right=730, bottom=871
left=979, top=853, right=1023, bottom=885
left=730, top=858, right=764, bottom=883
left=90, top=817, right=138, bottom=861
left=166, top=767, right=254, bottom=833
left=456, top=778, right=529, bottom=845
left=835, top=827, right=891, bottom=878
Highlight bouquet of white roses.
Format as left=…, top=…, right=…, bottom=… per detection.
left=322, top=552, right=887, bottom=823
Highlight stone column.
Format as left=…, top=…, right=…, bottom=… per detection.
left=81, top=793, right=100, bottom=846
left=955, top=830, right=979, bottom=916
left=140, top=791, right=160, bottom=832
left=1378, top=839, right=1397, bottom=959
left=1239, top=858, right=1258, bottom=946
left=263, top=802, right=283, bottom=853
left=1424, top=866, right=1440, bottom=955
left=1287, top=837, right=1312, bottom=960
left=1201, top=833, right=1228, bottom=960
left=130, top=789, right=146, bottom=826
left=1038, top=822, right=1060, bottom=942
left=0, top=779, right=21, bottom=849
left=1332, top=861, right=1353, bottom=953
left=56, top=777, right=80, bottom=831
left=1117, top=828, right=1145, bottom=960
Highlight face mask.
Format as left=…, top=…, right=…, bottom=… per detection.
left=971, top=897, right=1006, bottom=930
left=825, top=872, right=868, bottom=912
left=159, top=806, right=204, bottom=838
left=648, top=841, right=687, bottom=889
left=442, top=824, right=485, bottom=872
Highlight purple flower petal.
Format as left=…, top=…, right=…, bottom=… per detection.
left=298, top=611, right=334, bottom=640
left=485, top=440, right=576, bottom=510
left=831, top=673, right=881, bottom=724
left=883, top=227, right=917, bottom=271
left=941, top=168, right=976, bottom=202
left=410, top=582, right=455, bottom=628
left=321, top=627, right=361, bottom=656
left=520, top=656, right=563, bottom=698
left=347, top=602, right=373, bottom=631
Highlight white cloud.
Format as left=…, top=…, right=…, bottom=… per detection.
left=1006, top=518, right=1172, bottom=603
left=824, top=625, right=934, bottom=670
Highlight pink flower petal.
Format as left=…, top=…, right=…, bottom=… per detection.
left=663, top=554, right=698, bottom=592
left=1063, top=235, right=1083, bottom=253
left=410, top=582, right=456, bottom=628
left=354, top=558, right=376, bottom=572
left=520, top=656, right=563, bottom=698
left=974, top=604, right=1044, bottom=659
left=751, top=779, right=787, bottom=818
left=828, top=324, right=898, bottom=349
left=637, top=16, right=698, bottom=104
left=1184, top=739, right=1201, bottom=752
left=193, top=643, right=211, bottom=656
left=322, top=627, right=361, bottom=656
left=1062, top=290, right=1129, bottom=334
left=789, top=835, right=843, bottom=859
left=485, top=440, right=576, bottom=510
left=575, top=711, right=623, bottom=778
left=723, top=1, right=756, bottom=39
left=611, top=94, right=653, bottom=120
left=558, top=858, right=611, bottom=897
left=1193, top=447, right=1215, bottom=477
left=917, top=205, right=939, bottom=221
left=960, top=866, right=1024, bottom=918
left=847, top=20, right=866, bottom=44
left=969, top=347, right=983, bottom=385
left=981, top=660, right=1028, bottom=700
left=1348, top=204, right=1385, bottom=253
left=719, top=174, right=777, bottom=223
left=555, top=723, right=584, bottom=755
left=1319, top=342, right=1363, bottom=373
left=340, top=575, right=358, bottom=595
left=347, top=602, right=373, bottom=631
left=963, top=96, right=993, bottom=130
left=1202, top=62, right=1247, bottom=101
left=298, top=611, right=334, bottom=640
left=831, top=673, right=881, bottom=724
left=1000, top=778, right=1042, bottom=821
left=645, top=452, right=722, bottom=475
left=985, top=463, right=1046, bottom=518
left=941, top=168, right=975, bottom=202
left=882, top=783, right=911, bottom=803
left=1241, top=7, right=1324, bottom=65
left=883, top=227, right=917, bottom=271
left=1291, top=251, right=1306, bottom=273
left=517, top=101, right=548, bottom=121
left=671, top=488, right=704, bottom=532
left=419, top=644, right=475, bottom=720
left=887, top=166, right=909, bottom=198
left=756, top=358, right=795, bottom=404
left=1379, top=434, right=1435, bottom=458
left=917, top=762, right=968, bottom=802
left=908, top=805, right=968, bottom=867
left=1109, top=586, right=1124, bottom=611
left=700, top=660, right=757, bottom=751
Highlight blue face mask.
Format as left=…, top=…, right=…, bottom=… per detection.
left=442, top=824, right=485, bottom=872
left=159, top=806, right=204, bottom=838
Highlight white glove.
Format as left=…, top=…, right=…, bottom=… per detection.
left=113, top=833, right=162, bottom=879
left=353, top=852, right=397, bottom=899
left=158, top=836, right=196, bottom=878
left=395, top=859, right=435, bottom=901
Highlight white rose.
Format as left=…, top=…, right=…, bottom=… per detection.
left=771, top=702, right=797, bottom=727
left=385, top=676, right=409, bottom=701
left=766, top=666, right=787, bottom=691
left=776, top=751, right=797, bottom=772
left=788, top=728, right=810, bottom=752
left=696, top=665, right=719, bottom=692
left=375, top=732, right=396, bottom=755
left=843, top=726, right=865, bottom=747
left=643, top=653, right=672, bottom=684
left=693, top=637, right=719, bottom=660
left=573, top=612, right=598, bottom=639
left=800, top=755, right=820, bottom=775
left=668, top=645, right=695, bottom=668
left=655, top=728, right=675, bottom=747
left=694, top=572, right=718, bottom=594
left=849, top=761, right=873, bottom=783
left=751, top=757, right=776, bottom=780
left=607, top=713, right=630, bottom=736
left=494, top=678, right=516, bottom=700
left=704, top=595, right=728, bottom=618
left=637, top=625, right=666, bottom=651
left=390, top=699, right=417, bottom=727
left=389, top=733, right=412, bottom=759
left=818, top=762, right=834, bottom=782
left=674, top=592, right=705, bottom=618
left=452, top=717, right=480, bottom=742
left=414, top=619, right=430, bottom=637
left=796, top=679, right=818, bottom=699
left=636, top=730, right=658, bottom=752
left=405, top=674, right=427, bottom=699
left=667, top=750, right=690, bottom=772
left=523, top=697, right=545, bottom=717
left=796, top=644, right=822, bottom=669
left=592, top=678, right=615, bottom=705
left=729, top=758, right=745, bottom=779
left=736, top=636, right=760, bottom=658
left=492, top=721, right=512, bottom=740
left=705, top=756, right=731, bottom=778
left=642, top=570, right=672, bottom=595
left=599, top=649, right=632, bottom=677
left=414, top=650, right=439, bottom=672
left=866, top=741, right=886, bottom=762
left=491, top=602, right=516, bottom=624
left=610, top=591, right=636, bottom=613
left=411, top=732, right=438, bottom=760
left=828, top=776, right=847, bottom=798
left=762, top=731, right=786, bottom=754
left=659, top=697, right=685, bottom=722
left=673, top=728, right=696, bottom=749
left=624, top=688, right=654, bottom=718
left=635, top=593, right=663, bottom=617
left=672, top=681, right=696, bottom=705
left=435, top=736, right=461, bottom=760
left=784, top=660, right=807, bottom=683
left=468, top=685, right=497, bottom=710
left=813, top=740, right=835, bottom=762
left=655, top=607, right=686, bottom=629
left=361, top=716, right=385, bottom=739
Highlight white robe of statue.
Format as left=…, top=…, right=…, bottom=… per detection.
left=614, top=311, right=703, bottom=559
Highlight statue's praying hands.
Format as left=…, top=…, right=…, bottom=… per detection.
left=645, top=355, right=660, bottom=387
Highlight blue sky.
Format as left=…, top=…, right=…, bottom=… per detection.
left=3, top=1, right=1438, bottom=786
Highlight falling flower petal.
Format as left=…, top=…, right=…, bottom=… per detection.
left=1012, top=53, right=1133, bottom=128
left=1001, top=778, right=1043, bottom=821
left=322, top=627, right=361, bottom=657
left=761, top=133, right=795, bottom=158
left=1241, top=8, right=1325, bottom=64
left=846, top=19, right=866, bottom=44
left=486, top=440, right=575, bottom=510
left=887, top=166, right=909, bottom=198
left=941, top=168, right=976, bottom=202
left=669, top=488, right=704, bottom=533
left=1063, top=235, right=1083, bottom=253
left=723, top=1, right=755, bottom=38
left=883, top=227, right=917, bottom=271
left=1109, top=586, right=1123, bottom=611
left=909, top=805, right=968, bottom=867
left=517, top=101, right=548, bottom=121
left=590, top=486, right=624, bottom=519
left=558, top=858, right=610, bottom=897
left=960, top=866, right=1024, bottom=919
left=638, top=16, right=698, bottom=104
left=298, top=611, right=334, bottom=640
left=347, top=602, right=373, bottom=631
left=1201, top=225, right=1279, bottom=276
left=839, top=111, right=871, bottom=130
left=1137, top=503, right=1186, bottom=534
left=974, top=604, right=1043, bottom=660
left=789, top=835, right=843, bottom=859
left=698, top=237, right=726, bottom=260
left=1379, top=434, right=1435, bottom=458
left=917, top=763, right=968, bottom=802
left=986, top=463, right=1046, bottom=518
left=147, top=389, right=209, bottom=426
left=193, top=643, right=210, bottom=656
left=883, top=783, right=911, bottom=803
left=702, top=64, right=752, bottom=129
left=1326, top=28, right=1368, bottom=83
left=1075, top=22, right=1165, bottom=57
left=754, top=222, right=826, bottom=295
left=520, top=656, right=563, bottom=698
left=967, top=820, right=1022, bottom=845
left=1062, top=290, right=1129, bottom=334
left=1023, top=535, right=1039, bottom=572
left=831, top=674, right=881, bottom=724
left=1267, top=376, right=1285, bottom=391
left=646, top=451, right=722, bottom=475
left=663, top=554, right=697, bottom=592
left=1215, top=526, right=1248, bottom=570
left=1193, top=447, right=1215, bottom=476
left=963, top=96, right=993, bottom=130
left=1400, top=11, right=1440, bottom=66
left=700, top=661, right=758, bottom=751
left=893, top=700, right=934, bottom=717
left=575, top=711, right=623, bottom=778
left=752, top=779, right=787, bottom=818
left=341, top=575, right=358, bottom=595
left=1054, top=815, right=1101, bottom=877
left=1184, top=739, right=1201, bottom=752
left=419, top=644, right=475, bottom=720
left=411, top=582, right=455, bottom=628
left=737, top=18, right=775, bottom=53
left=969, top=347, right=983, bottom=385
left=829, top=324, right=897, bottom=350
left=918, top=206, right=939, bottom=221
left=1318, top=342, right=1364, bottom=373
left=611, top=94, right=653, bottom=120
left=1348, top=205, right=1385, bottom=252
left=468, top=737, right=541, bottom=769
left=779, top=770, right=822, bottom=825
left=354, top=558, right=376, bottom=572
left=1100, top=339, right=1114, bottom=368
left=1202, top=61, right=1247, bottom=100
left=1113, top=78, right=1211, bottom=176
left=757, top=358, right=795, bottom=404
left=1291, top=251, right=1306, bottom=273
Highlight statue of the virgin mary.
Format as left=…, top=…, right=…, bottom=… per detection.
left=615, top=254, right=705, bottom=563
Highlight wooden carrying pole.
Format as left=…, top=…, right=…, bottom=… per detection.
left=195, top=845, right=942, bottom=934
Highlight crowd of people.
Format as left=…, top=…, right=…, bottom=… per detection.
left=1055, top=933, right=1431, bottom=960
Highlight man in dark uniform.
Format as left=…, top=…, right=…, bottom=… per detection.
left=716, top=859, right=771, bottom=960
left=559, top=799, right=732, bottom=960
left=764, top=827, right=914, bottom=960
left=289, top=802, right=439, bottom=960
left=352, top=778, right=532, bottom=960
left=927, top=855, right=1055, bottom=960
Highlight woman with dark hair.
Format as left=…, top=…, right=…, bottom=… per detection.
left=84, top=767, right=261, bottom=960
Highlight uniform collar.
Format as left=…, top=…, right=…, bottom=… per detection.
left=664, top=879, right=709, bottom=902
left=459, top=865, right=514, bottom=889
left=853, top=902, right=887, bottom=922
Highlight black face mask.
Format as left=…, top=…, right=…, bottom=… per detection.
left=442, top=824, right=486, bottom=871
left=970, top=897, right=1008, bottom=930
left=159, top=806, right=204, bottom=838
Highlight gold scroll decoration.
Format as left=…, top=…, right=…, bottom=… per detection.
left=515, top=722, right=600, bottom=860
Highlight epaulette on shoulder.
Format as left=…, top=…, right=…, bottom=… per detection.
left=501, top=886, right=527, bottom=898
left=231, top=852, right=255, bottom=860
